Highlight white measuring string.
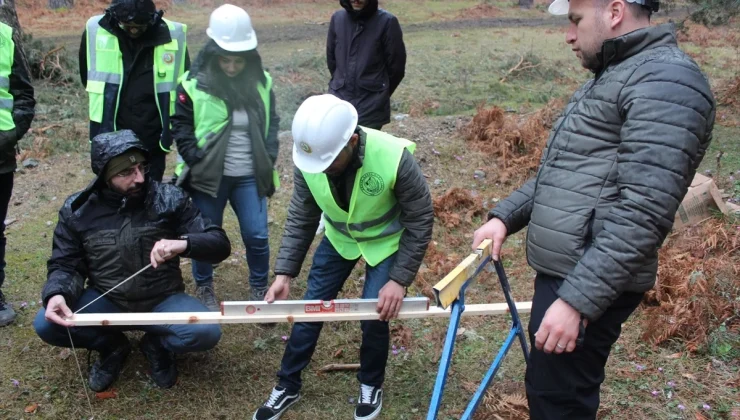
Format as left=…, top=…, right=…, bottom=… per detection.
left=64, top=263, right=153, bottom=419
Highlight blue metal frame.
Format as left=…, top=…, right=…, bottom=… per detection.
left=427, top=258, right=529, bottom=420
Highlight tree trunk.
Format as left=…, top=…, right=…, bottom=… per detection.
left=47, top=0, right=73, bottom=10
left=518, top=0, right=534, bottom=8
left=0, top=0, right=31, bottom=77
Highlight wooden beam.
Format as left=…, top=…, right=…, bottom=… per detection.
left=68, top=302, right=532, bottom=326
left=433, top=239, right=492, bottom=309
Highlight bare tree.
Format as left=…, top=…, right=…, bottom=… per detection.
left=0, top=0, right=30, bottom=76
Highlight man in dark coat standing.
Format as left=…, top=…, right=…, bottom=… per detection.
left=327, top=0, right=406, bottom=130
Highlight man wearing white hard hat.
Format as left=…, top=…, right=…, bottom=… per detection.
left=253, top=94, right=433, bottom=420
left=171, top=4, right=280, bottom=310
left=79, top=0, right=189, bottom=182
left=472, top=0, right=715, bottom=418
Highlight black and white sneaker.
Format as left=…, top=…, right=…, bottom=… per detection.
left=253, top=386, right=301, bottom=420
left=354, top=384, right=383, bottom=420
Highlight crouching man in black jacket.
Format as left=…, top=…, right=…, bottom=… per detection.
left=33, top=130, right=231, bottom=392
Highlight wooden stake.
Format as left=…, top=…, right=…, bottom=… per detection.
left=318, top=363, right=361, bottom=373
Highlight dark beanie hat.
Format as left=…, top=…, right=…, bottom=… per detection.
left=104, top=150, right=147, bottom=181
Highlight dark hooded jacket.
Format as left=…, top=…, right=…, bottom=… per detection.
left=171, top=41, right=280, bottom=198
left=327, top=0, right=406, bottom=128
left=41, top=130, right=230, bottom=312
left=0, top=25, right=36, bottom=174
left=78, top=13, right=190, bottom=152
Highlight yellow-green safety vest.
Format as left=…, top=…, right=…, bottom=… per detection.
left=175, top=70, right=280, bottom=189
left=84, top=15, right=187, bottom=151
left=303, top=128, right=416, bottom=266
left=0, top=22, right=15, bottom=131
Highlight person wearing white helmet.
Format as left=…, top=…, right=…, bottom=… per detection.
left=472, top=0, right=715, bottom=418
left=253, top=94, right=433, bottom=420
left=170, top=4, right=280, bottom=310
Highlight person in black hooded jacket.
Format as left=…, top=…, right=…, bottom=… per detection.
left=327, top=0, right=406, bottom=130
left=33, top=130, right=230, bottom=392
left=78, top=0, right=190, bottom=182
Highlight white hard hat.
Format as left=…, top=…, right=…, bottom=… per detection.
left=548, top=0, right=569, bottom=15
left=206, top=4, right=258, bottom=52
left=292, top=94, right=359, bottom=174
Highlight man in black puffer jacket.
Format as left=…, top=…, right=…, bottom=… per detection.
left=327, top=0, right=406, bottom=130
left=33, top=130, right=230, bottom=392
left=472, top=0, right=715, bottom=418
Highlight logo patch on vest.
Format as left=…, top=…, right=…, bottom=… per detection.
left=162, top=52, right=174, bottom=64
left=360, top=172, right=384, bottom=196
left=299, top=142, right=312, bottom=154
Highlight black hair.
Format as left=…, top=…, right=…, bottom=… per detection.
left=202, top=41, right=267, bottom=111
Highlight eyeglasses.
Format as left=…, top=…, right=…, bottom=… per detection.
left=116, top=164, right=150, bottom=178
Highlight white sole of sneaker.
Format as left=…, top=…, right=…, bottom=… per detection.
left=354, top=401, right=382, bottom=420
left=253, top=394, right=301, bottom=420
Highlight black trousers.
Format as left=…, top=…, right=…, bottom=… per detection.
left=0, top=172, right=13, bottom=288
left=525, top=273, right=643, bottom=420
left=147, top=150, right=166, bottom=183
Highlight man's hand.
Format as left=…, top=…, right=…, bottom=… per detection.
left=45, top=295, right=74, bottom=327
left=150, top=239, right=188, bottom=268
left=472, top=218, right=507, bottom=261
left=265, top=275, right=291, bottom=303
left=534, top=298, right=587, bottom=354
left=377, top=281, right=405, bottom=321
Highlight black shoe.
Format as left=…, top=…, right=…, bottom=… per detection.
left=253, top=386, right=301, bottom=420
left=0, top=290, right=17, bottom=327
left=88, top=335, right=131, bottom=392
left=139, top=334, right=177, bottom=388
left=354, top=384, right=383, bottom=420
left=196, top=283, right=220, bottom=312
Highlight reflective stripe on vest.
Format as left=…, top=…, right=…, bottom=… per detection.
left=85, top=16, right=187, bottom=128
left=302, top=128, right=416, bottom=266
left=174, top=70, right=273, bottom=177
left=0, top=22, right=15, bottom=131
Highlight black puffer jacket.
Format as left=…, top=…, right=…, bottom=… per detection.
left=41, top=130, right=231, bottom=312
left=274, top=129, right=433, bottom=287
left=327, top=0, right=406, bottom=128
left=0, top=25, right=35, bottom=174
left=489, top=24, right=715, bottom=320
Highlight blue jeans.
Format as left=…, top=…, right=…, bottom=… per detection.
left=33, top=289, right=222, bottom=353
left=277, top=237, right=397, bottom=392
left=190, top=176, right=269, bottom=290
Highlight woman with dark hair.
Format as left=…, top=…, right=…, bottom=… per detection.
left=171, top=4, right=280, bottom=310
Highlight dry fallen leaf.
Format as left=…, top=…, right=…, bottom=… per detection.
left=682, top=373, right=697, bottom=381
left=58, top=348, right=72, bottom=360
left=333, top=348, right=343, bottom=358
left=24, top=403, right=38, bottom=413
left=95, top=389, right=118, bottom=400
left=695, top=413, right=709, bottom=420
